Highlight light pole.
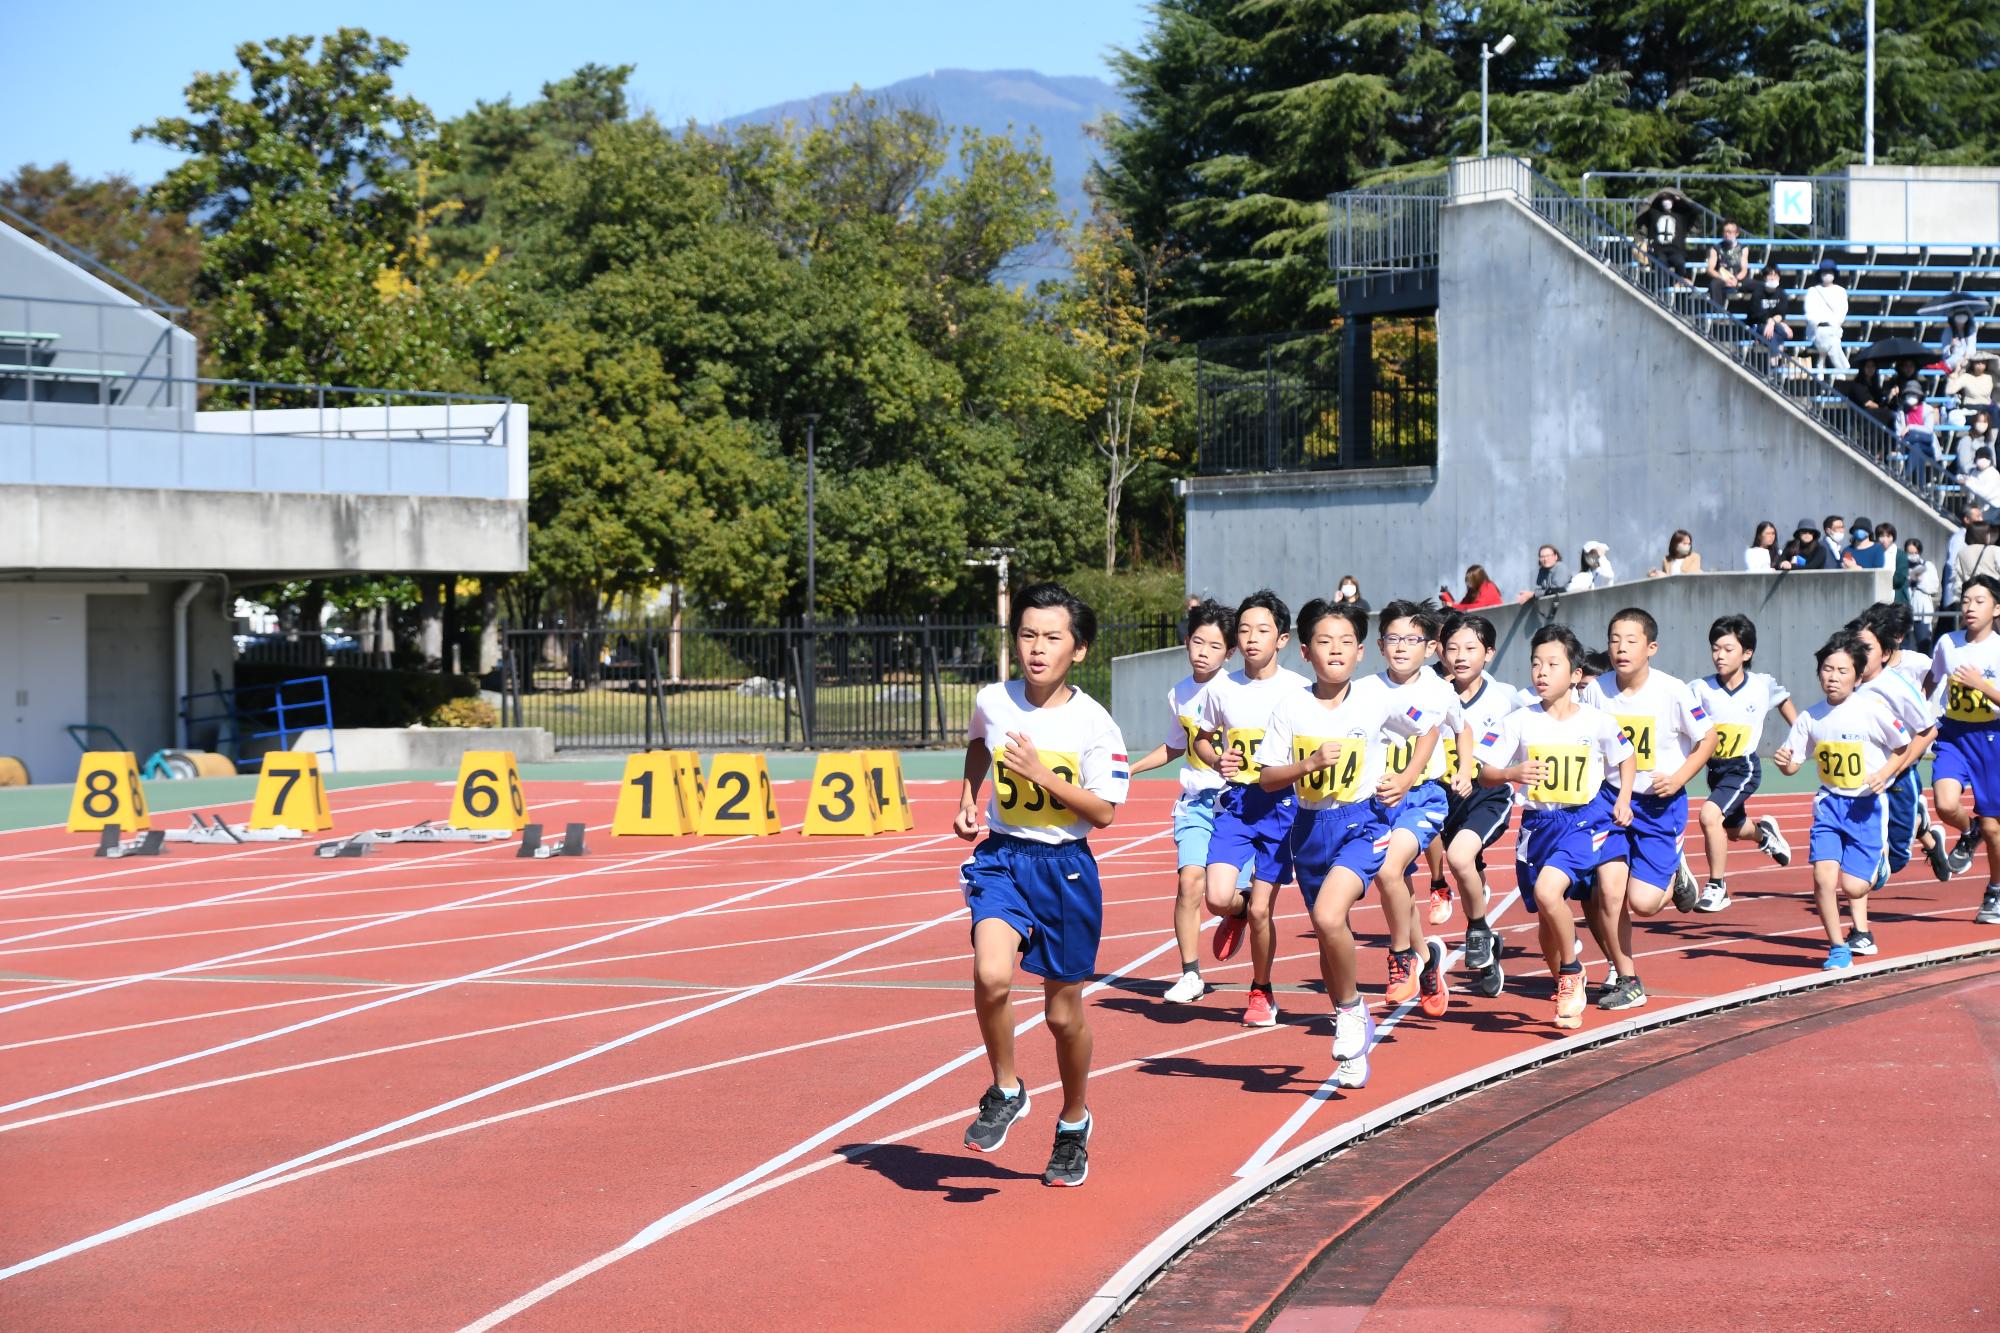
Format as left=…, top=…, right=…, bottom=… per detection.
left=1864, top=0, right=1876, bottom=165
left=1480, top=33, right=1516, bottom=158
left=805, top=414, right=819, bottom=629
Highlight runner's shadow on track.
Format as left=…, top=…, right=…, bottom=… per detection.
left=1094, top=994, right=1263, bottom=1026
left=837, top=1142, right=1038, bottom=1202
left=1132, top=1055, right=1312, bottom=1095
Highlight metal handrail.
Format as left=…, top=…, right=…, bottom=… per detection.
left=0, top=204, right=190, bottom=315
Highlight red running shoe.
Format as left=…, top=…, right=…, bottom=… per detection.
left=1242, top=985, right=1278, bottom=1027
left=1213, top=913, right=1247, bottom=962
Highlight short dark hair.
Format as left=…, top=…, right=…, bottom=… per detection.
left=1529, top=623, right=1586, bottom=672
left=1442, top=613, right=1497, bottom=651
left=1965, top=574, right=2000, bottom=604
left=1608, top=606, right=1659, bottom=643
left=1709, top=614, right=1757, bottom=655
left=1840, top=616, right=1878, bottom=666
left=1581, top=648, right=1613, bottom=678
left=1184, top=598, right=1236, bottom=644
left=1861, top=601, right=1913, bottom=650
left=1816, top=630, right=1869, bottom=673
left=1876, top=521, right=1898, bottom=541
left=1236, top=589, right=1292, bottom=637
left=1377, top=598, right=1435, bottom=639
left=1824, top=513, right=1845, bottom=531
left=1298, top=598, right=1369, bottom=643
left=1011, top=582, right=1097, bottom=647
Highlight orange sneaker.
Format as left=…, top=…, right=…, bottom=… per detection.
left=1426, top=884, right=1454, bottom=926
left=1213, top=913, right=1246, bottom=962
left=1417, top=938, right=1450, bottom=1017
left=1553, top=969, right=1586, bottom=1029
left=1384, top=949, right=1418, bottom=1004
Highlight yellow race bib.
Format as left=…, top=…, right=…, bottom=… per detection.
left=1179, top=715, right=1213, bottom=771
left=1528, top=743, right=1593, bottom=806
left=1438, top=733, right=1460, bottom=776
left=1294, top=737, right=1364, bottom=804
left=1946, top=678, right=1996, bottom=724
left=1615, top=714, right=1657, bottom=771
left=1814, top=740, right=1868, bottom=792
left=993, top=749, right=1081, bottom=828
left=1712, top=722, right=1751, bottom=761
left=1223, top=728, right=1264, bottom=783
left=1382, top=735, right=1418, bottom=777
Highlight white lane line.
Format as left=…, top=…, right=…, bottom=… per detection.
left=0, top=985, right=409, bottom=1053
left=1232, top=887, right=1521, bottom=1179
left=0, top=837, right=959, bottom=1283
left=454, top=830, right=1175, bottom=1332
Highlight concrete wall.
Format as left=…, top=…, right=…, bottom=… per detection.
left=0, top=485, right=528, bottom=576
left=1114, top=568, right=1892, bottom=763
left=82, top=581, right=235, bottom=768
left=1185, top=194, right=1953, bottom=606
left=279, top=727, right=556, bottom=772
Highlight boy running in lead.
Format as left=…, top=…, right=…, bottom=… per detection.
left=957, top=583, right=1129, bottom=1188
left=1370, top=601, right=1455, bottom=1019
left=1477, top=624, right=1636, bottom=1030
left=1691, top=615, right=1797, bottom=912
left=1775, top=631, right=1913, bottom=969
left=1926, top=574, right=2000, bottom=921
left=1582, top=608, right=1717, bottom=1011
left=1255, top=599, right=1408, bottom=1088
left=1196, top=590, right=1310, bottom=1025
left=1129, top=599, right=1248, bottom=1003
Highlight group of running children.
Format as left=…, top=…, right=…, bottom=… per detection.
left=949, top=579, right=2000, bottom=1187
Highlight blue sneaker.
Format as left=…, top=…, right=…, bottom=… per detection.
left=1822, top=944, right=1853, bottom=970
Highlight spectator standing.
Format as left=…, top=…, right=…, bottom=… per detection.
left=1744, top=520, right=1780, bottom=571
left=1845, top=517, right=1885, bottom=570
left=1801, top=259, right=1850, bottom=370
left=1566, top=540, right=1615, bottom=591
left=1907, top=537, right=1941, bottom=648
left=1634, top=188, right=1694, bottom=286
left=1955, top=521, right=2000, bottom=591
left=1527, top=544, right=1567, bottom=598
left=1894, top=382, right=1942, bottom=491
left=1441, top=564, right=1504, bottom=609
left=1943, top=310, right=1981, bottom=373
left=1648, top=529, right=1703, bottom=577
left=1947, top=353, right=1994, bottom=410
left=1744, top=263, right=1793, bottom=363
left=1786, top=518, right=1833, bottom=570
left=1945, top=503, right=1986, bottom=606
left=1966, top=452, right=2000, bottom=511
left=1880, top=521, right=1906, bottom=600
left=1822, top=514, right=1849, bottom=558
left=1333, top=575, right=1370, bottom=616
left=1704, top=221, right=1750, bottom=312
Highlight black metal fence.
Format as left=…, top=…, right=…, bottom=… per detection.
left=500, top=618, right=1182, bottom=751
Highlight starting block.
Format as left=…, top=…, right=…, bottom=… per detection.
left=163, top=812, right=307, bottom=845
left=313, top=821, right=512, bottom=858
left=518, top=822, right=588, bottom=858
left=96, top=825, right=166, bottom=859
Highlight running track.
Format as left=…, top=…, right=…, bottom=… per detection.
left=0, top=776, right=1993, bottom=1330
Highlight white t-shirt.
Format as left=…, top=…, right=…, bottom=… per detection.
left=1691, top=672, right=1792, bottom=764
left=1884, top=650, right=1929, bottom=695
left=1374, top=668, right=1458, bottom=781
left=1444, top=674, right=1537, bottom=779
left=1743, top=547, right=1774, bottom=572
left=969, top=680, right=1129, bottom=844
left=1194, top=665, right=1313, bottom=785
left=1163, top=673, right=1225, bottom=797
left=1861, top=668, right=1938, bottom=737
left=1780, top=695, right=1909, bottom=796
left=1255, top=676, right=1403, bottom=811
left=1476, top=702, right=1636, bottom=812
left=1927, top=630, right=2000, bottom=731
left=1581, top=669, right=1713, bottom=795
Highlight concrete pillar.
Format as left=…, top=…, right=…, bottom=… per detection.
left=1340, top=316, right=1375, bottom=466
left=417, top=577, right=444, bottom=668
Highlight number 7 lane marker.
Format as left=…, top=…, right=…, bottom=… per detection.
left=0, top=834, right=959, bottom=1283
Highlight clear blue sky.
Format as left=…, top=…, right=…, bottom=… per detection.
left=3, top=1, right=1148, bottom=183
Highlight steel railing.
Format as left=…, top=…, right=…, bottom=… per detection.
left=0, top=204, right=188, bottom=314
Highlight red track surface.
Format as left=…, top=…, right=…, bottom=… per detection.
left=0, top=777, right=1994, bottom=1330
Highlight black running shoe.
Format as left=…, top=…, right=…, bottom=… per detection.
left=1924, top=830, right=1953, bottom=883
left=1670, top=858, right=1700, bottom=913
left=1949, top=831, right=1979, bottom=877
left=1596, top=975, right=1648, bottom=1011
left=1042, top=1119, right=1090, bottom=1187
left=963, top=1084, right=1029, bottom=1153
left=1475, top=943, right=1505, bottom=999
left=1845, top=929, right=1879, bottom=956
left=1978, top=889, right=2000, bottom=926
left=1462, top=927, right=1496, bottom=972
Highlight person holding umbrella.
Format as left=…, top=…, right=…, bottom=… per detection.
left=1633, top=187, right=1695, bottom=288
left=1944, top=310, right=1982, bottom=374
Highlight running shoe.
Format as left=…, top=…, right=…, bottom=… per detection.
left=1163, top=969, right=1208, bottom=1003
left=1334, top=1051, right=1370, bottom=1089
left=1042, top=1119, right=1090, bottom=1188
left=1949, top=831, right=1979, bottom=877
left=1384, top=949, right=1418, bottom=1004
left=1597, top=975, right=1648, bottom=1010
left=1845, top=929, right=1878, bottom=956
left=1418, top=938, right=1451, bottom=1018
left=1822, top=944, right=1853, bottom=970
left=1696, top=879, right=1731, bottom=913
left=1332, top=998, right=1375, bottom=1062
left=1213, top=912, right=1247, bottom=962
left=1462, top=925, right=1497, bottom=972
left=963, top=1083, right=1030, bottom=1153
left=1243, top=985, right=1279, bottom=1027
left=1427, top=883, right=1454, bottom=925
left=1670, top=857, right=1701, bottom=912
left=1924, top=828, right=1953, bottom=883
left=1756, top=815, right=1791, bottom=867
left=1978, top=888, right=2000, bottom=926
left=1474, top=937, right=1505, bottom=998
left=1553, top=970, right=1586, bottom=1029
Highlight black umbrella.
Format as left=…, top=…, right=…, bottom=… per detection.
left=1856, top=335, right=1934, bottom=364
left=1916, top=293, right=1991, bottom=319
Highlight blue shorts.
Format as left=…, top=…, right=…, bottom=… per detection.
left=1209, top=783, right=1296, bottom=886
left=1289, top=803, right=1391, bottom=908
left=1934, top=728, right=2000, bottom=812
left=1173, top=788, right=1256, bottom=878
left=960, top=835, right=1102, bottom=983
left=1596, top=788, right=1688, bottom=888
left=1809, top=790, right=1888, bottom=886
left=1886, top=768, right=1922, bottom=874
left=1517, top=798, right=1614, bottom=901
left=1373, top=780, right=1450, bottom=854
left=1705, top=757, right=1760, bottom=832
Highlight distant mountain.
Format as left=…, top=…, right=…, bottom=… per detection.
left=722, top=69, right=1129, bottom=282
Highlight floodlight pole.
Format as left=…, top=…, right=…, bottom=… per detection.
left=1864, top=0, right=1876, bottom=165
left=1480, top=36, right=1514, bottom=158
left=805, top=414, right=819, bottom=630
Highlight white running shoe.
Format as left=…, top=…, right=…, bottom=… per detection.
left=1163, top=970, right=1208, bottom=1003
left=1696, top=880, right=1731, bottom=913
left=1335, top=1052, right=1371, bottom=1089
left=1332, top=999, right=1376, bottom=1062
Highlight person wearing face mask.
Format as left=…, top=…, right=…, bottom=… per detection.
left=1787, top=518, right=1833, bottom=570
left=1566, top=540, right=1615, bottom=591
left=1960, top=408, right=2000, bottom=477
left=1943, top=310, right=1981, bottom=374
left=1966, top=455, right=2000, bottom=513
left=1743, top=262, right=1793, bottom=365
left=1649, top=529, right=1702, bottom=577
left=1823, top=514, right=1849, bottom=555
left=1801, top=258, right=1850, bottom=371
left=1332, top=575, right=1370, bottom=615
left=1895, top=380, right=1942, bottom=492
left=1704, top=221, right=1750, bottom=312
left=1634, top=188, right=1693, bottom=287
left=1846, top=517, right=1885, bottom=570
